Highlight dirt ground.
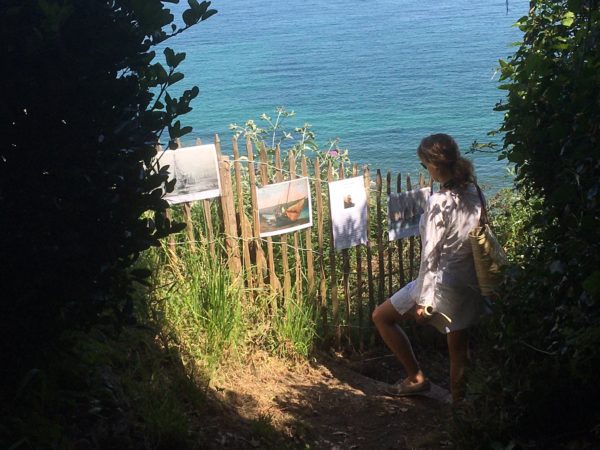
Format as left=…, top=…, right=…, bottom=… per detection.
left=201, top=342, right=454, bottom=450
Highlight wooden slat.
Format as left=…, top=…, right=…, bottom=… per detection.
left=386, top=171, right=392, bottom=297
left=232, top=136, right=253, bottom=297
left=376, top=169, right=385, bottom=307
left=396, top=173, right=405, bottom=287
left=354, top=164, right=364, bottom=350
left=314, top=157, right=328, bottom=339
left=339, top=163, right=351, bottom=346
left=182, top=203, right=195, bottom=252
left=407, top=175, right=415, bottom=279
left=202, top=200, right=215, bottom=256
left=302, top=156, right=315, bottom=296
left=198, top=136, right=216, bottom=256
left=214, top=134, right=224, bottom=253
left=219, top=156, right=242, bottom=277
left=157, top=142, right=178, bottom=262
left=177, top=137, right=195, bottom=253
left=246, top=137, right=266, bottom=287
left=259, top=143, right=280, bottom=293
left=364, top=166, right=375, bottom=343
left=288, top=151, right=303, bottom=301
left=327, top=162, right=340, bottom=348
left=275, top=145, right=291, bottom=300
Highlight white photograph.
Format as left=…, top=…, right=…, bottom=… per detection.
left=328, top=176, right=368, bottom=250
left=158, top=144, right=221, bottom=205
left=257, top=177, right=312, bottom=237
left=388, top=187, right=431, bottom=240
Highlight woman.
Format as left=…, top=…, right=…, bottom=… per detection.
left=372, top=133, right=486, bottom=402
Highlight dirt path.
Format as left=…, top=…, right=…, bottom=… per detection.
left=203, top=350, right=454, bottom=449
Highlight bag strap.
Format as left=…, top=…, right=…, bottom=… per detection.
left=474, top=183, right=489, bottom=227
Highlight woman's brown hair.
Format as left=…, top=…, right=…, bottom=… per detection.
left=417, top=133, right=475, bottom=188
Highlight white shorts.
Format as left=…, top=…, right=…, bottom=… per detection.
left=389, top=279, right=487, bottom=334
left=389, top=280, right=419, bottom=316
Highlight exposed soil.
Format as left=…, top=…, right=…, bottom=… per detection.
left=201, top=340, right=454, bottom=449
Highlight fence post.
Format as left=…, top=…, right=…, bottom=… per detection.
left=232, top=136, right=254, bottom=298
left=386, top=171, right=392, bottom=298
left=259, top=143, right=281, bottom=294
left=301, top=155, right=315, bottom=296
left=314, top=157, right=328, bottom=341
left=214, top=135, right=225, bottom=257
left=274, top=145, right=291, bottom=301
left=364, top=166, right=375, bottom=344
left=177, top=138, right=196, bottom=253
left=198, top=138, right=215, bottom=256
left=406, top=175, right=415, bottom=279
left=288, top=151, right=303, bottom=301
left=156, top=142, right=178, bottom=263
left=354, top=164, right=364, bottom=350
left=376, top=169, right=385, bottom=309
left=327, top=161, right=340, bottom=348
left=246, top=137, right=266, bottom=287
left=339, top=163, right=351, bottom=347
left=396, top=173, right=406, bottom=287
left=219, top=156, right=242, bottom=278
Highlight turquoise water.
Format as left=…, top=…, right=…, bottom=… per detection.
left=164, top=0, right=529, bottom=190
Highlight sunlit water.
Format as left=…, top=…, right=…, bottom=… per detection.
left=161, top=0, right=529, bottom=192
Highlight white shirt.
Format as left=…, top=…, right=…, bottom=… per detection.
left=414, top=183, right=485, bottom=330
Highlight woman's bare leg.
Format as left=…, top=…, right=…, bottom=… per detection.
left=372, top=300, right=424, bottom=382
left=447, top=329, right=469, bottom=402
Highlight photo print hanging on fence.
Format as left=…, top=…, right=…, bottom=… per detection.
left=388, top=187, right=431, bottom=240
left=256, top=177, right=312, bottom=237
left=158, top=144, right=221, bottom=205
left=328, top=176, right=368, bottom=250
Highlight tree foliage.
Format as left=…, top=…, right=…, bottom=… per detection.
left=455, top=1, right=600, bottom=446
left=0, top=0, right=216, bottom=384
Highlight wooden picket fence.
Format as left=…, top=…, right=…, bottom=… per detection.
left=164, top=135, right=431, bottom=350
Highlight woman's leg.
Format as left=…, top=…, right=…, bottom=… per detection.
left=447, top=329, right=469, bottom=402
left=372, top=300, right=424, bottom=383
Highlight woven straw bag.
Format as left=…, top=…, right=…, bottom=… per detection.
left=469, top=185, right=508, bottom=297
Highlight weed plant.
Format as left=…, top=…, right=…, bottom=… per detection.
left=147, top=233, right=319, bottom=380
left=270, top=295, right=317, bottom=359
left=149, top=246, right=242, bottom=377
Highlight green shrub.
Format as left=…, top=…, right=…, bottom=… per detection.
left=0, top=0, right=217, bottom=387
left=453, top=1, right=600, bottom=447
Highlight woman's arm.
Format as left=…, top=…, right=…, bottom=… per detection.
left=414, top=195, right=449, bottom=310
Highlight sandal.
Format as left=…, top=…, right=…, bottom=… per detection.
left=387, top=378, right=431, bottom=396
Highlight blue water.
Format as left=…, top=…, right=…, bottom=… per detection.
left=162, top=0, right=529, bottom=190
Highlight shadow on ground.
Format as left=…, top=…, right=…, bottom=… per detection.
left=1, top=323, right=295, bottom=450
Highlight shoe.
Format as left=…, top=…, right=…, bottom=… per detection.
left=386, top=378, right=431, bottom=396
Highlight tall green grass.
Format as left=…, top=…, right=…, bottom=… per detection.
left=148, top=236, right=318, bottom=377
left=152, top=248, right=243, bottom=375
left=270, top=296, right=317, bottom=358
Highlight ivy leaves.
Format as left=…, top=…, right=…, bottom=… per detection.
left=461, top=2, right=600, bottom=445
left=183, top=0, right=217, bottom=27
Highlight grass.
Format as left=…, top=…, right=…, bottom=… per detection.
left=1, top=323, right=207, bottom=449
left=159, top=250, right=243, bottom=374
left=147, top=236, right=319, bottom=381
left=270, top=295, right=317, bottom=359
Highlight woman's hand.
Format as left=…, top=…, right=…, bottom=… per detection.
left=414, top=305, right=431, bottom=324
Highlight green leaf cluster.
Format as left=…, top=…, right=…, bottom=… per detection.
left=454, top=1, right=600, bottom=447
left=0, top=0, right=216, bottom=392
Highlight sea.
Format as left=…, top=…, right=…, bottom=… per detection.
left=161, top=0, right=530, bottom=192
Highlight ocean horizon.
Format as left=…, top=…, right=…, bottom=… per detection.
left=161, top=0, right=530, bottom=192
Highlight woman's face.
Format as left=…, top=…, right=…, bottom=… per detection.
left=420, top=158, right=443, bottom=182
